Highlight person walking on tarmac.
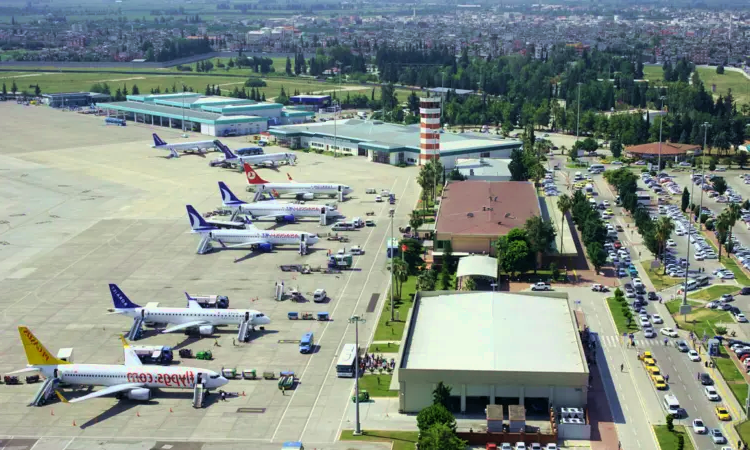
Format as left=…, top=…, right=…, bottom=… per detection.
left=620, top=363, right=624, bottom=372
left=220, top=390, right=227, bottom=402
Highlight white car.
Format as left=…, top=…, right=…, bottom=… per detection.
left=515, top=443, right=527, bottom=450
left=737, top=313, right=748, bottom=323
left=661, top=327, right=678, bottom=338
left=501, top=444, right=513, bottom=450
left=705, top=386, right=720, bottom=401
left=633, top=278, right=644, bottom=287
left=639, top=316, right=650, bottom=326
left=644, top=328, right=656, bottom=338
left=692, top=418, right=707, bottom=434
left=688, top=350, right=701, bottom=362
left=667, top=239, right=676, bottom=247
left=718, top=272, right=735, bottom=280
left=652, top=314, right=663, bottom=324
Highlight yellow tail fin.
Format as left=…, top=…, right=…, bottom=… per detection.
left=18, top=327, right=69, bottom=366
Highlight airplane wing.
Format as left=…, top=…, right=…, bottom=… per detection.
left=120, top=336, right=142, bottom=367
left=57, top=383, right=145, bottom=404
left=257, top=213, right=293, bottom=220
left=217, top=238, right=269, bottom=249
left=161, top=320, right=210, bottom=334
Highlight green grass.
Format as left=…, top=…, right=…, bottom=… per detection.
left=642, top=65, right=750, bottom=105
left=357, top=374, right=398, bottom=397
left=643, top=260, right=684, bottom=291
left=340, top=430, right=418, bottom=450
left=736, top=420, right=750, bottom=446
left=368, top=343, right=400, bottom=353
left=653, top=425, right=695, bottom=450
left=688, top=285, right=740, bottom=302
left=723, top=256, right=750, bottom=286
left=714, top=345, right=749, bottom=406
left=373, top=276, right=417, bottom=342
left=606, top=296, right=640, bottom=334
left=666, top=299, right=732, bottom=339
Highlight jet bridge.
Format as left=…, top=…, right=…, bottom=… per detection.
left=30, top=378, right=59, bottom=406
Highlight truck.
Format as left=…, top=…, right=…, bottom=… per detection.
left=530, top=282, right=552, bottom=291
left=351, top=217, right=364, bottom=228
left=389, top=194, right=396, bottom=204
left=131, top=345, right=174, bottom=364
left=185, top=293, right=229, bottom=309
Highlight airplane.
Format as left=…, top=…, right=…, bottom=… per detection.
left=218, top=182, right=344, bottom=223
left=108, top=284, right=271, bottom=335
left=217, top=142, right=296, bottom=167
left=14, top=326, right=227, bottom=403
left=151, top=133, right=220, bottom=158
left=186, top=205, right=319, bottom=254
left=244, top=163, right=353, bottom=200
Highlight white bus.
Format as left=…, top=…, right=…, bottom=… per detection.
left=637, top=193, right=652, bottom=206
left=336, top=343, right=359, bottom=378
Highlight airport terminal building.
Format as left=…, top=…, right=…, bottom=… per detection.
left=268, top=119, right=522, bottom=168
left=396, top=291, right=589, bottom=414
left=95, top=93, right=314, bottom=137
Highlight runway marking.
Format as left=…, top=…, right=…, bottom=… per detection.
left=270, top=176, right=404, bottom=443
left=61, top=438, right=75, bottom=450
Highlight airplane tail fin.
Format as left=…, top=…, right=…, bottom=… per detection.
left=186, top=205, right=215, bottom=232
left=109, top=284, right=141, bottom=309
left=243, top=216, right=257, bottom=229
left=18, top=327, right=69, bottom=366
left=287, top=173, right=295, bottom=182
left=218, top=142, right=237, bottom=159
left=152, top=133, right=167, bottom=147
left=218, top=181, right=245, bottom=206
left=244, top=163, right=268, bottom=184
left=185, top=292, right=195, bottom=301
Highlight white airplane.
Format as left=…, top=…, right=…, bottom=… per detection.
left=186, top=205, right=319, bottom=254
left=218, top=182, right=344, bottom=223
left=244, top=163, right=353, bottom=200
left=14, top=326, right=227, bottom=403
left=108, top=284, right=271, bottom=335
left=218, top=142, right=296, bottom=167
left=152, top=133, right=219, bottom=158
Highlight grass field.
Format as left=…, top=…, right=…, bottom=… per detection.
left=643, top=65, right=750, bottom=104
left=736, top=420, right=750, bottom=446
left=373, top=276, right=417, bottom=342
left=368, top=343, right=400, bottom=353
left=643, top=260, right=684, bottom=291
left=606, top=296, right=640, bottom=334
left=666, top=299, right=731, bottom=339
left=654, top=425, right=695, bottom=450
left=688, top=285, right=740, bottom=302
left=357, top=374, right=398, bottom=397
left=340, top=430, right=418, bottom=450
left=714, top=345, right=749, bottom=406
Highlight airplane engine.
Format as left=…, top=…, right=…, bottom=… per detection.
left=258, top=243, right=273, bottom=252
left=282, top=214, right=296, bottom=223
left=301, top=193, right=315, bottom=201
left=198, top=325, right=215, bottom=336
left=127, top=388, right=152, bottom=401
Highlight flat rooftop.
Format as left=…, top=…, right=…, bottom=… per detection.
left=436, top=180, right=540, bottom=236
left=270, top=119, right=521, bottom=154
left=404, top=292, right=586, bottom=374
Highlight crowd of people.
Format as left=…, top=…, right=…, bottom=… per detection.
left=360, top=353, right=396, bottom=373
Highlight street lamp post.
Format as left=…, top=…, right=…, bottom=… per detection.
left=348, top=315, right=366, bottom=436
left=681, top=170, right=696, bottom=317
left=333, top=99, right=339, bottom=158
left=698, top=122, right=711, bottom=230
left=576, top=82, right=582, bottom=143
left=658, top=95, right=667, bottom=172
left=388, top=208, right=396, bottom=322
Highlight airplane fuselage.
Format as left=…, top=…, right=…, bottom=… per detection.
left=156, top=141, right=217, bottom=153
left=37, top=363, right=223, bottom=389
left=231, top=153, right=292, bottom=166
left=234, top=202, right=342, bottom=219
left=204, top=229, right=319, bottom=247
left=116, top=307, right=268, bottom=328
left=252, top=183, right=350, bottom=197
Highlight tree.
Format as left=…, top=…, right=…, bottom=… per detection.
left=442, top=240, right=455, bottom=274
left=509, top=148, right=528, bottom=181
left=557, top=194, right=573, bottom=263
left=610, top=139, right=623, bottom=159
left=285, top=56, right=292, bottom=75
left=409, top=214, right=424, bottom=234
left=717, top=65, right=725, bottom=74
left=655, top=216, right=675, bottom=269
left=417, top=403, right=456, bottom=433
left=716, top=212, right=730, bottom=261
left=736, top=151, right=748, bottom=169
left=1, top=83, right=6, bottom=96
left=726, top=202, right=741, bottom=254
left=439, top=265, right=453, bottom=290
left=666, top=414, right=674, bottom=432
left=713, top=177, right=728, bottom=196
left=432, top=382, right=452, bottom=407
left=709, top=158, right=716, bottom=171
left=462, top=276, right=476, bottom=291
left=34, top=84, right=41, bottom=96
left=500, top=239, right=532, bottom=278
left=681, top=187, right=690, bottom=212
left=11, top=80, right=17, bottom=95
left=417, top=268, right=438, bottom=291
left=587, top=242, right=607, bottom=274
left=524, top=216, right=556, bottom=273
left=392, top=258, right=409, bottom=299
left=418, top=423, right=466, bottom=450
left=131, top=84, right=140, bottom=95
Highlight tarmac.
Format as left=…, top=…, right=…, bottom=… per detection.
left=0, top=103, right=418, bottom=449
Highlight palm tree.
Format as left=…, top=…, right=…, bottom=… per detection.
left=391, top=258, right=409, bottom=299
left=655, top=216, right=675, bottom=273
left=557, top=194, right=573, bottom=267
left=726, top=203, right=741, bottom=254
left=716, top=212, right=731, bottom=261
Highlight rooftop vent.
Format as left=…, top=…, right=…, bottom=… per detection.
left=467, top=212, right=474, bottom=217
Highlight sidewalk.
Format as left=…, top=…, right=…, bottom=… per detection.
left=589, top=360, right=622, bottom=450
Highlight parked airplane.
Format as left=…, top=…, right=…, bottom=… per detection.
left=15, top=326, right=227, bottom=403
left=152, top=133, right=219, bottom=158
left=218, top=143, right=296, bottom=167
left=218, top=182, right=343, bottom=223
left=244, top=164, right=353, bottom=200
left=186, top=205, right=319, bottom=254
left=108, top=284, right=271, bottom=335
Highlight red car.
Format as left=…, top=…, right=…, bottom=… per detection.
left=614, top=241, right=622, bottom=249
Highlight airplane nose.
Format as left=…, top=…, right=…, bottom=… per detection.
left=218, top=376, right=229, bottom=387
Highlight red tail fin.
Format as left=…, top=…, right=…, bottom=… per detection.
left=244, top=163, right=267, bottom=184
left=287, top=173, right=294, bottom=181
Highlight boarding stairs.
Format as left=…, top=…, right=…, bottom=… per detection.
left=30, top=377, right=59, bottom=406
left=238, top=320, right=251, bottom=343
left=196, top=235, right=212, bottom=255
left=192, top=382, right=206, bottom=408
left=127, top=318, right=144, bottom=341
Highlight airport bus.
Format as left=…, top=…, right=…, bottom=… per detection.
left=336, top=343, right=359, bottom=378
left=637, top=193, right=652, bottom=206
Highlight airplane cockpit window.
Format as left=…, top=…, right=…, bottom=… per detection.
left=209, top=374, right=220, bottom=379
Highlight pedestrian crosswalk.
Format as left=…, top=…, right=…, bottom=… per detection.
left=595, top=334, right=664, bottom=349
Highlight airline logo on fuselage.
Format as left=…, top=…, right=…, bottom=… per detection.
left=285, top=206, right=322, bottom=212
left=262, top=232, right=300, bottom=239
left=127, top=370, right=195, bottom=387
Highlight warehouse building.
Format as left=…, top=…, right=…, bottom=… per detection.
left=397, top=291, right=588, bottom=414
left=289, top=94, right=331, bottom=109
left=268, top=119, right=521, bottom=168
left=434, top=180, right=541, bottom=256
left=95, top=93, right=313, bottom=137
left=42, top=92, right=111, bottom=107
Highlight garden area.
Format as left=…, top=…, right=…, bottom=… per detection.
left=373, top=276, right=417, bottom=342
left=642, top=260, right=684, bottom=291
left=606, top=290, right=640, bottom=334
left=713, top=345, right=748, bottom=405
left=687, top=285, right=741, bottom=302
left=357, top=374, right=398, bottom=397
left=654, top=424, right=694, bottom=450
left=369, top=343, right=400, bottom=353
left=666, top=299, right=732, bottom=339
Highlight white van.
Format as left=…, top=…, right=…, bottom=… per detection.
left=588, top=164, right=605, bottom=173
left=663, top=394, right=681, bottom=417
left=574, top=172, right=583, bottom=181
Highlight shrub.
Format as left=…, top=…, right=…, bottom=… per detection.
left=666, top=414, right=674, bottom=432
left=244, top=78, right=267, bottom=88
